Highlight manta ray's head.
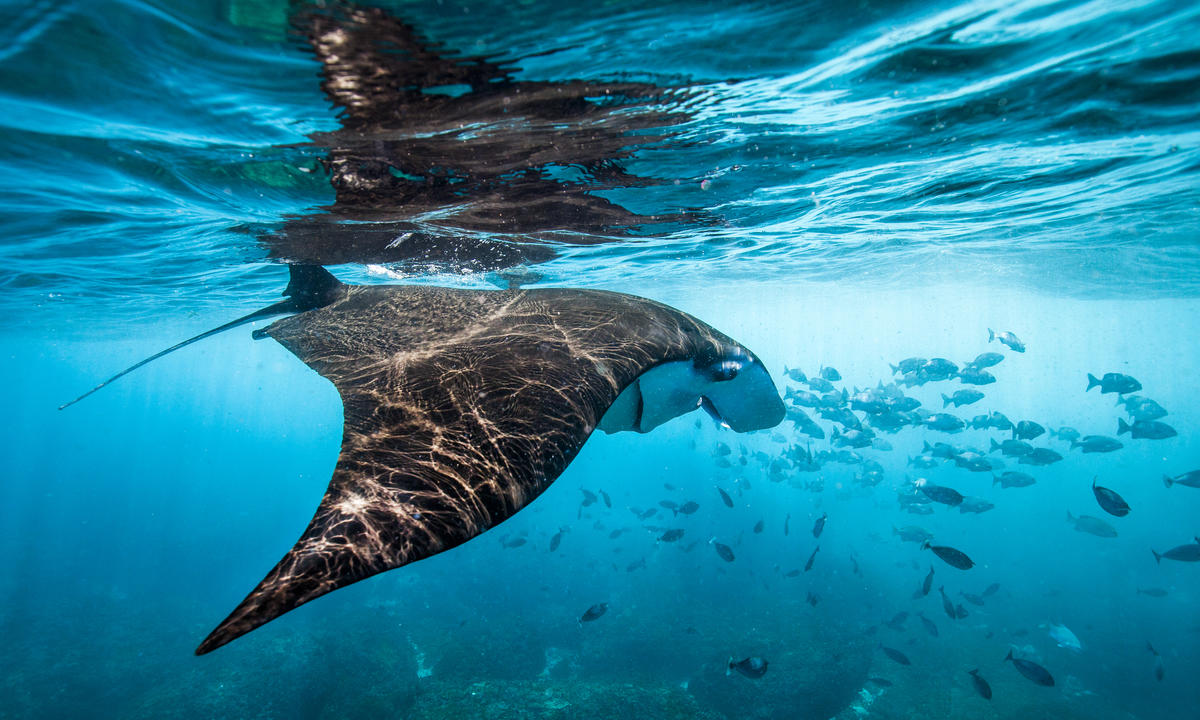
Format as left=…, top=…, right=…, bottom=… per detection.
left=598, top=342, right=784, bottom=434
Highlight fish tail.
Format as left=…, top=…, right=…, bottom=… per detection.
left=992, top=474, right=1000, bottom=487
left=989, top=438, right=1000, bottom=453
left=942, top=394, right=951, bottom=408
left=726, top=657, right=734, bottom=676
left=1118, top=418, right=1131, bottom=436
left=1147, top=641, right=1158, bottom=655
left=1162, top=474, right=1173, bottom=488
left=1071, top=440, right=1081, bottom=450
left=1087, top=373, right=1100, bottom=391
left=889, top=363, right=899, bottom=374
left=969, top=668, right=979, bottom=676
left=1004, top=649, right=1013, bottom=663
left=988, top=329, right=995, bottom=343
left=1152, top=549, right=1162, bottom=565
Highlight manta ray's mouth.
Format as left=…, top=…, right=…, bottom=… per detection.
left=598, top=355, right=784, bottom=435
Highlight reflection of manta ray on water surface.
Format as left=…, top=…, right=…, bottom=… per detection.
left=61, top=3, right=782, bottom=654
left=261, top=2, right=709, bottom=270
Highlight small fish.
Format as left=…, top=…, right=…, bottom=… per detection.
left=716, top=487, right=734, bottom=507
left=1091, top=477, right=1130, bottom=517
left=549, top=529, right=564, bottom=552
left=784, top=513, right=791, bottom=536
left=966, top=352, right=1004, bottom=369
left=989, top=329, right=1025, bottom=352
left=599, top=490, right=612, bottom=508
left=968, top=669, right=992, bottom=700
left=954, top=604, right=969, bottom=619
left=920, top=483, right=964, bottom=506
left=1050, top=426, right=1080, bottom=443
left=580, top=603, right=608, bottom=623
left=918, top=613, right=939, bottom=637
left=958, top=497, right=995, bottom=514
left=925, top=413, right=966, bottom=433
left=884, top=611, right=908, bottom=631
left=894, top=526, right=933, bottom=544
left=812, top=513, right=827, bottom=538
left=637, top=507, right=657, bottom=520
left=806, top=591, right=819, bottom=606
left=580, top=489, right=598, bottom=507
left=960, top=591, right=985, bottom=607
left=880, top=645, right=911, bottom=665
left=1005, top=650, right=1054, bottom=686
left=1012, top=420, right=1045, bottom=441
left=866, top=677, right=893, bottom=688
left=942, top=389, right=984, bottom=408
left=1048, top=623, right=1081, bottom=652
left=1118, top=418, right=1177, bottom=440
left=1152, top=538, right=1200, bottom=564
left=753, top=519, right=765, bottom=534
left=659, top=500, right=679, bottom=513
left=1067, top=511, right=1117, bottom=538
left=1087, top=372, right=1141, bottom=394
left=1072, top=435, right=1124, bottom=453
left=804, top=545, right=819, bottom=572
left=939, top=586, right=956, bottom=619
left=664, top=483, right=678, bottom=491
left=982, top=583, right=1001, bottom=597
left=921, top=566, right=934, bottom=596
left=993, top=471, right=1036, bottom=489
left=1147, top=642, right=1164, bottom=682
left=712, top=540, right=735, bottom=563
left=1162, top=470, right=1200, bottom=489
left=503, top=536, right=528, bottom=548
left=1136, top=587, right=1168, bottom=597
left=1017, top=448, right=1063, bottom=466
left=923, top=541, right=974, bottom=570
left=727, top=656, right=769, bottom=679
left=890, top=357, right=927, bottom=375
left=678, top=501, right=700, bottom=515
left=659, top=529, right=685, bottom=542
left=820, top=366, right=842, bottom=382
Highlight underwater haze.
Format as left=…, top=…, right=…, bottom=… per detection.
left=2, top=0, right=1199, bottom=718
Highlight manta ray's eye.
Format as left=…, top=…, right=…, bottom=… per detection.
left=707, top=359, right=742, bottom=381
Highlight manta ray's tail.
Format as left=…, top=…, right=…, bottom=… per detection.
left=59, top=265, right=344, bottom=410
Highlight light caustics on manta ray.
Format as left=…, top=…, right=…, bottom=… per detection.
left=60, top=1, right=779, bottom=654
left=62, top=266, right=785, bottom=654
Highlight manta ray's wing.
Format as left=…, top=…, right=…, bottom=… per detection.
left=196, top=282, right=782, bottom=653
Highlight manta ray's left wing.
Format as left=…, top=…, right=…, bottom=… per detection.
left=196, top=277, right=783, bottom=653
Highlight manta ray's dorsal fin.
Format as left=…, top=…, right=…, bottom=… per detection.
left=59, top=265, right=344, bottom=410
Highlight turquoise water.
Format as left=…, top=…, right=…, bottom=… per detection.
left=2, top=0, right=1199, bottom=718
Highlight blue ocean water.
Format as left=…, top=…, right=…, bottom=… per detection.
left=2, top=0, right=1199, bottom=718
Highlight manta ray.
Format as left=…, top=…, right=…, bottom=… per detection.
left=63, top=266, right=784, bottom=653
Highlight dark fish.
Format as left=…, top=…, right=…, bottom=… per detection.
left=960, top=591, right=985, bottom=606
left=884, top=611, right=908, bottom=631
left=659, top=529, right=685, bottom=542
left=890, top=357, right=927, bottom=375
left=925, top=413, right=965, bottom=433
left=921, top=566, right=934, bottom=597
left=753, top=520, right=765, bottom=534
left=813, top=513, right=827, bottom=538
left=609, top=528, right=625, bottom=539
left=728, top=656, right=769, bottom=679
left=867, top=677, right=893, bottom=687
left=988, top=329, right=1025, bottom=352
left=625, top=558, right=645, bottom=572
left=924, top=541, right=974, bottom=570
left=821, top=366, right=842, bottom=382
left=918, top=613, right=939, bottom=637
left=982, top=582, right=1000, bottom=597
left=549, top=530, right=564, bottom=552
left=1091, top=477, right=1130, bottom=517
left=1005, top=650, right=1054, bottom=686
left=1118, top=418, right=1177, bottom=440
left=954, top=604, right=969, bottom=619
left=599, top=490, right=612, bottom=508
left=806, top=591, right=819, bottom=606
left=637, top=507, right=657, bottom=520
left=503, top=536, right=527, bottom=548
left=993, top=471, right=1036, bottom=489
left=580, top=489, right=598, bottom=506
left=784, top=513, right=791, bottom=536
left=1147, top=642, right=1164, bottom=682
left=1163, top=470, right=1200, bottom=489
left=1087, top=372, right=1140, bottom=394
left=659, top=500, right=678, bottom=512
left=678, top=501, right=700, bottom=515
left=712, top=541, right=735, bottom=562
left=1137, top=587, right=1168, bottom=597
left=717, top=487, right=734, bottom=507
left=966, top=352, right=1004, bottom=369
left=715, top=442, right=732, bottom=456
left=990, top=438, right=1033, bottom=457
left=942, top=389, right=984, bottom=408
left=880, top=645, right=911, bottom=666
left=664, top=483, right=678, bottom=491
left=920, top=483, right=964, bottom=506
left=1012, top=420, right=1045, bottom=441
left=1152, top=538, right=1200, bottom=564
left=580, top=602, right=608, bottom=623
left=804, top=545, right=819, bottom=572
left=968, top=669, right=992, bottom=700
left=1072, top=435, right=1122, bottom=453
left=852, top=556, right=861, bottom=575
left=1018, top=448, right=1063, bottom=466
